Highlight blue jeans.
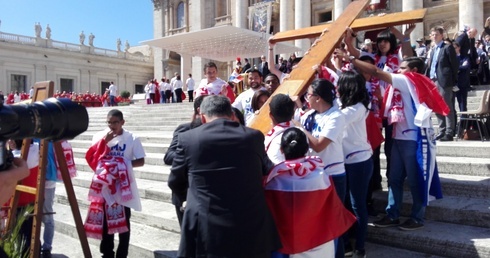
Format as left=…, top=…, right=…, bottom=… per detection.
left=346, top=158, right=373, bottom=251
left=42, top=187, right=56, bottom=251
left=110, top=95, right=116, bottom=106
left=332, top=173, right=346, bottom=258
left=386, top=139, right=426, bottom=223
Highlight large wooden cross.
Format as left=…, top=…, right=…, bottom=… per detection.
left=249, top=0, right=426, bottom=133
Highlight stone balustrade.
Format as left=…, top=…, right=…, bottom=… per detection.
left=0, top=31, right=152, bottom=62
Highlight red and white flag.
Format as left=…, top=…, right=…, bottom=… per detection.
left=264, top=156, right=355, bottom=254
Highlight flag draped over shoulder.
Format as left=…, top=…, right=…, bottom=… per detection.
left=404, top=72, right=449, bottom=116
left=384, top=73, right=444, bottom=205
left=264, top=157, right=356, bottom=254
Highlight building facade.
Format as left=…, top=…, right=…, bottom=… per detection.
left=151, top=0, right=490, bottom=80
left=0, top=30, right=154, bottom=96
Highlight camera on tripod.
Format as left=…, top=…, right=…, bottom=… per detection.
left=0, top=97, right=89, bottom=171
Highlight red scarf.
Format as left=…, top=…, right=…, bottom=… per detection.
left=84, top=140, right=132, bottom=239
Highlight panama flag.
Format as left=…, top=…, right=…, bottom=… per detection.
left=264, top=157, right=356, bottom=255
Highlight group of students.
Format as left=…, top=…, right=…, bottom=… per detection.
left=162, top=23, right=448, bottom=258
left=71, top=23, right=454, bottom=258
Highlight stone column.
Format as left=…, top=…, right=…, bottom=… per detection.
left=235, top=0, right=247, bottom=28
left=280, top=0, right=294, bottom=32
left=334, top=0, right=350, bottom=20
left=189, top=0, right=206, bottom=80
left=459, top=0, right=483, bottom=35
left=402, top=0, right=424, bottom=43
left=181, top=54, right=192, bottom=80
left=280, top=0, right=294, bottom=59
left=152, top=3, right=166, bottom=80
left=169, top=4, right=174, bottom=31
left=294, top=0, right=311, bottom=55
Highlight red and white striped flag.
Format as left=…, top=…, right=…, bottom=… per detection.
left=264, top=156, right=356, bottom=254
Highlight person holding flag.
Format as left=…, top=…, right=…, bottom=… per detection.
left=347, top=55, right=445, bottom=231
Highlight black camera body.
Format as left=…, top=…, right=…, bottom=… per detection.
left=0, top=97, right=89, bottom=171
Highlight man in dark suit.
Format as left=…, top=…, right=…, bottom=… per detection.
left=258, top=55, right=270, bottom=77
left=163, top=95, right=206, bottom=226
left=426, top=26, right=459, bottom=141
left=242, top=58, right=251, bottom=73
left=168, top=95, right=281, bottom=258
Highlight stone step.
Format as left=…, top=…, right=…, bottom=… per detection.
left=50, top=200, right=447, bottom=258
left=55, top=184, right=179, bottom=232
left=367, top=218, right=490, bottom=258
left=70, top=132, right=173, bottom=146
left=435, top=173, right=490, bottom=199
left=73, top=156, right=490, bottom=201
left=84, top=126, right=180, bottom=133
left=378, top=170, right=490, bottom=200
left=68, top=170, right=173, bottom=204
left=73, top=148, right=166, bottom=166
left=73, top=157, right=171, bottom=182
left=372, top=190, right=490, bottom=228
left=68, top=163, right=490, bottom=229
left=72, top=143, right=169, bottom=159
left=70, top=139, right=170, bottom=151
left=52, top=202, right=179, bottom=258
left=379, top=155, right=490, bottom=177
left=47, top=226, right=99, bottom=257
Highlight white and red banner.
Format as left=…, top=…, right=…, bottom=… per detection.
left=264, top=156, right=356, bottom=255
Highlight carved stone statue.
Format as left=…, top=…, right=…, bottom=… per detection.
left=117, top=38, right=122, bottom=52
left=88, top=33, right=95, bottom=46
left=45, top=24, right=51, bottom=39
left=35, top=22, right=42, bottom=38
left=124, top=40, right=130, bottom=52
left=79, top=31, right=86, bottom=45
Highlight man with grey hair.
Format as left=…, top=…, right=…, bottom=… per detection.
left=169, top=95, right=280, bottom=257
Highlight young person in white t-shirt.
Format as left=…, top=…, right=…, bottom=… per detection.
left=337, top=71, right=373, bottom=258
left=299, top=78, right=347, bottom=257
left=86, top=109, right=145, bottom=258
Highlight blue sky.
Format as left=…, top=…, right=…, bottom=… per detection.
left=0, top=0, right=154, bottom=50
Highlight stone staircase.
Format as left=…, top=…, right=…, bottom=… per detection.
left=48, top=89, right=490, bottom=258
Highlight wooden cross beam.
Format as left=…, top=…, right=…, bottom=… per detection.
left=269, top=8, right=427, bottom=44
left=249, top=1, right=427, bottom=133
left=249, top=0, right=370, bottom=133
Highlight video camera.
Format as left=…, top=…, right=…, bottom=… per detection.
left=0, top=98, right=89, bottom=171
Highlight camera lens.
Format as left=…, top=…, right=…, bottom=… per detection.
left=0, top=98, right=89, bottom=141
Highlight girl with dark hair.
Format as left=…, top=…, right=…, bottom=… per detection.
left=264, top=127, right=355, bottom=257
left=337, top=71, right=374, bottom=258
left=246, top=89, right=271, bottom=125
left=299, top=78, right=347, bottom=256
left=173, top=75, right=184, bottom=102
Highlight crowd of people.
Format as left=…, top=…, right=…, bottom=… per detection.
left=4, top=16, right=490, bottom=258
left=80, top=20, right=477, bottom=258
left=142, top=73, right=196, bottom=104
left=158, top=20, right=468, bottom=258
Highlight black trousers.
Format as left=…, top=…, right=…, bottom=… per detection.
left=175, top=88, right=183, bottom=102
left=100, top=206, right=131, bottom=258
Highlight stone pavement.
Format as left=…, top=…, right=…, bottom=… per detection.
left=44, top=88, right=490, bottom=258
